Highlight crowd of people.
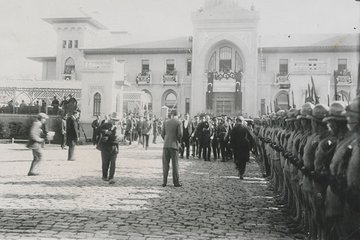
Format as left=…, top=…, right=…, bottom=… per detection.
left=252, top=96, right=360, bottom=240
left=24, top=95, right=360, bottom=239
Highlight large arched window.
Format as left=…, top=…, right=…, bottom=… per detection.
left=64, top=57, right=75, bottom=74
left=93, top=92, right=101, bottom=116
left=219, top=47, right=232, bottom=72
left=207, top=44, right=244, bottom=73
left=164, top=92, right=177, bottom=110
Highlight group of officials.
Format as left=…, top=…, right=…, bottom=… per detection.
left=253, top=96, right=360, bottom=240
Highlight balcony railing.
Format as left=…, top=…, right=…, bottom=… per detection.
left=62, top=73, right=76, bottom=80
left=162, top=73, right=178, bottom=85
left=275, top=73, right=289, bottom=83
left=214, top=71, right=236, bottom=80
left=334, top=69, right=352, bottom=84
left=292, top=60, right=327, bottom=74
left=136, top=72, right=152, bottom=85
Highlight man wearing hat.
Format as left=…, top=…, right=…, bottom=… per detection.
left=98, top=112, right=121, bottom=184
left=66, top=110, right=80, bottom=161
left=301, top=104, right=329, bottom=239
left=27, top=113, right=49, bottom=176
left=312, top=101, right=347, bottom=239
left=334, top=96, right=360, bottom=240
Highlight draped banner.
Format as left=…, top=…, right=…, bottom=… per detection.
left=206, top=72, right=214, bottom=110
left=235, top=71, right=242, bottom=113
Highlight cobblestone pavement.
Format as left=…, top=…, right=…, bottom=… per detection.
left=0, top=142, right=305, bottom=240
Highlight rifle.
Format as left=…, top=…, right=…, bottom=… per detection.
left=292, top=90, right=296, bottom=108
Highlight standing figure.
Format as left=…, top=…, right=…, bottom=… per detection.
left=201, top=115, right=213, bottom=161
left=125, top=114, right=133, bottom=145
left=41, top=100, right=47, bottom=113
left=142, top=115, right=152, bottom=150
left=91, top=115, right=101, bottom=145
left=191, top=115, right=200, bottom=158
left=27, top=113, right=49, bottom=176
left=98, top=112, right=121, bottom=184
left=152, top=117, right=159, bottom=144
left=212, top=117, right=220, bottom=160
left=51, top=96, right=59, bottom=115
left=161, top=110, right=183, bottom=187
left=136, top=115, right=144, bottom=144
left=66, top=110, right=80, bottom=161
left=180, top=113, right=194, bottom=159
left=230, top=116, right=255, bottom=179
left=61, top=114, right=67, bottom=149
left=60, top=96, right=68, bottom=115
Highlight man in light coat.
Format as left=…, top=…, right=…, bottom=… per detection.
left=161, top=110, right=183, bottom=187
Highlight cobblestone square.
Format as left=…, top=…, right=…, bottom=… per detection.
left=0, top=143, right=304, bottom=239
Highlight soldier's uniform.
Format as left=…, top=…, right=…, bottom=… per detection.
left=338, top=96, right=360, bottom=240
left=301, top=104, right=329, bottom=239
left=325, top=98, right=358, bottom=240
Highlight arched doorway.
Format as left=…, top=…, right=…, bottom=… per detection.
left=275, top=91, right=290, bottom=111
left=162, top=90, right=177, bottom=111
left=93, top=92, right=101, bottom=116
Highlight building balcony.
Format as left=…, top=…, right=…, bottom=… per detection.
left=214, top=70, right=236, bottom=81
left=62, top=73, right=76, bottom=80
left=275, top=73, right=289, bottom=83
left=292, top=60, right=327, bottom=74
left=136, top=72, right=152, bottom=85
left=162, top=72, right=178, bottom=85
left=334, top=69, right=352, bottom=84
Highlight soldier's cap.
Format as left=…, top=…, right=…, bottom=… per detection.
left=38, top=113, right=49, bottom=119
left=285, top=108, right=300, bottom=121
left=307, top=104, right=329, bottom=121
left=236, top=116, right=245, bottom=122
left=276, top=110, right=286, bottom=119
left=342, top=96, right=360, bottom=119
left=323, top=101, right=347, bottom=122
left=297, top=102, right=315, bottom=119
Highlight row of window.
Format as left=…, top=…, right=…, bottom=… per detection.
left=260, top=58, right=349, bottom=73
left=140, top=59, right=192, bottom=75
left=62, top=40, right=79, bottom=49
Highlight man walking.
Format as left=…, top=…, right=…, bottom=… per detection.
left=91, top=115, right=101, bottom=146
left=230, top=116, right=255, bottom=179
left=27, top=113, right=49, bottom=176
left=161, top=110, right=183, bottom=187
left=66, top=110, right=80, bottom=161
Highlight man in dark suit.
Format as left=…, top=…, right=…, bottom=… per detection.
left=91, top=115, right=101, bottom=145
left=125, top=114, right=133, bottom=145
left=66, top=110, right=80, bottom=161
left=180, top=113, right=194, bottom=159
left=161, top=110, right=183, bottom=187
left=230, top=116, right=255, bottom=179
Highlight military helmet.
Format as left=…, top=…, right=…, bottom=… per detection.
left=342, top=96, right=360, bottom=120
left=308, top=104, right=329, bottom=121
left=297, top=102, right=315, bottom=119
left=285, top=108, right=300, bottom=121
left=323, top=101, right=347, bottom=122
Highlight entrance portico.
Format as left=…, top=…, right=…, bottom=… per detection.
left=190, top=0, right=259, bottom=117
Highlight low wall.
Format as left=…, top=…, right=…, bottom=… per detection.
left=0, top=114, right=93, bottom=143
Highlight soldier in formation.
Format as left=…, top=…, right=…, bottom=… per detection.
left=254, top=96, right=360, bottom=240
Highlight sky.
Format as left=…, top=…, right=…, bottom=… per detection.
left=0, top=0, right=359, bottom=79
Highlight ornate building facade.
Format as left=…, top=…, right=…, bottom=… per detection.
left=1, top=0, right=358, bottom=123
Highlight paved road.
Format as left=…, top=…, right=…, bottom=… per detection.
left=0, top=142, right=305, bottom=240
